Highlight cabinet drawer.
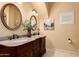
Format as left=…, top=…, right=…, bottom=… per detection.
left=0, top=46, right=15, bottom=57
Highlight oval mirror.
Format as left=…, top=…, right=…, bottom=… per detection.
left=0, top=3, right=22, bottom=30
left=30, top=15, right=37, bottom=31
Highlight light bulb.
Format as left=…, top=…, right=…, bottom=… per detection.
left=36, top=13, right=38, bottom=16
left=18, top=2, right=22, bottom=4
left=32, top=9, right=38, bottom=16
left=32, top=11, right=36, bottom=15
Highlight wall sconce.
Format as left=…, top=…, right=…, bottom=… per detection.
left=44, top=18, right=54, bottom=30
left=32, top=9, right=38, bottom=16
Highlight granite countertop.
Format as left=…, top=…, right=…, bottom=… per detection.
left=0, top=35, right=45, bottom=47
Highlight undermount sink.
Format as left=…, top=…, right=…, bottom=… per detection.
left=12, top=39, right=27, bottom=43
left=0, top=37, right=29, bottom=47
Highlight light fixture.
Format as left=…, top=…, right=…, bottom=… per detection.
left=36, top=13, right=38, bottom=16
left=18, top=2, right=22, bottom=4
left=32, top=9, right=38, bottom=16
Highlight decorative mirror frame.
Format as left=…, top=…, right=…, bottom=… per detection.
left=30, top=15, right=37, bottom=31
left=0, top=3, right=22, bottom=30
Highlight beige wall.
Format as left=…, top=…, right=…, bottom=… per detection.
left=40, top=2, right=79, bottom=51
left=31, top=2, right=48, bottom=19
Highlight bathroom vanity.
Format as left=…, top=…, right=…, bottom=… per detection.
left=0, top=3, right=46, bottom=57
left=0, top=35, right=46, bottom=57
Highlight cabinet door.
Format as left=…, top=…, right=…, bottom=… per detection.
left=40, top=37, right=46, bottom=56
left=0, top=49, right=10, bottom=57
left=0, top=45, right=15, bottom=57
left=33, top=37, right=46, bottom=57
left=32, top=39, right=40, bottom=57
left=41, top=37, right=46, bottom=51
left=17, top=42, right=33, bottom=57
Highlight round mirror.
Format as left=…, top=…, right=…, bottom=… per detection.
left=30, top=15, right=37, bottom=31
left=0, top=3, right=22, bottom=30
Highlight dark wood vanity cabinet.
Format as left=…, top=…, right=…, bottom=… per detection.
left=39, top=37, right=46, bottom=56
left=17, top=41, right=34, bottom=57
left=0, top=36, right=46, bottom=57
left=0, top=46, right=16, bottom=57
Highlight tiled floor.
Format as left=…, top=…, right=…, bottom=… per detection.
left=43, top=48, right=79, bottom=57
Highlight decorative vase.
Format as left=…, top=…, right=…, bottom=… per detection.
left=27, top=29, right=31, bottom=37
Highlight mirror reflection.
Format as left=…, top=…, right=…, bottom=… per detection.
left=1, top=3, right=22, bottom=30
left=4, top=5, right=21, bottom=29
left=30, top=15, right=37, bottom=30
